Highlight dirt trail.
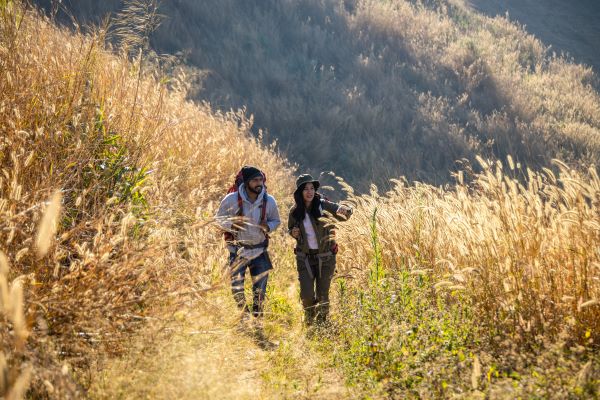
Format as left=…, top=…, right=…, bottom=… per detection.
left=89, top=267, right=353, bottom=400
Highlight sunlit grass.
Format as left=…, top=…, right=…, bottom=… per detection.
left=0, top=2, right=293, bottom=396
left=1, top=0, right=599, bottom=398
left=328, top=158, right=600, bottom=397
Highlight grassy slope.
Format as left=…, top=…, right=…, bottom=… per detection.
left=328, top=160, right=600, bottom=398
left=34, top=0, right=600, bottom=191
left=2, top=2, right=600, bottom=399
left=0, top=3, right=295, bottom=397
left=466, top=0, right=600, bottom=73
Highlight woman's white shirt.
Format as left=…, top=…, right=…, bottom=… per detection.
left=303, top=213, right=319, bottom=250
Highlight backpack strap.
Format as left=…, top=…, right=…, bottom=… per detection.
left=224, top=192, right=244, bottom=244
left=295, top=250, right=333, bottom=279
left=261, top=194, right=270, bottom=246
left=260, top=194, right=268, bottom=223
left=237, top=191, right=244, bottom=216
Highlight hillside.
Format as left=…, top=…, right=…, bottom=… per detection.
left=34, top=0, right=600, bottom=190
left=467, top=0, right=600, bottom=73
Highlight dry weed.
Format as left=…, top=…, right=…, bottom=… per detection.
left=0, top=2, right=293, bottom=397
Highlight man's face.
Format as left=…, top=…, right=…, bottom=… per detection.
left=247, top=176, right=264, bottom=194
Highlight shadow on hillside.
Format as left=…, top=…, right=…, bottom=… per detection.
left=34, top=0, right=600, bottom=191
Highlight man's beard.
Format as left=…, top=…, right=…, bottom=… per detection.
left=248, top=185, right=263, bottom=194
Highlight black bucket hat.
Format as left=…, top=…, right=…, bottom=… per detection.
left=294, top=174, right=320, bottom=194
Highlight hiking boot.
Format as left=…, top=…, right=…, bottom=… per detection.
left=302, top=297, right=317, bottom=325
left=236, top=305, right=253, bottom=331
left=252, top=302, right=264, bottom=318
left=315, top=301, right=330, bottom=325
left=304, top=307, right=316, bottom=325
left=233, top=291, right=247, bottom=310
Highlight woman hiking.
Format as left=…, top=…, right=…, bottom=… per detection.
left=288, top=174, right=352, bottom=325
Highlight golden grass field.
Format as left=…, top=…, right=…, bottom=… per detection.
left=1, top=1, right=599, bottom=398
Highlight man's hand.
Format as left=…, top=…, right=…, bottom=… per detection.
left=260, top=222, right=270, bottom=233
left=290, top=226, right=300, bottom=239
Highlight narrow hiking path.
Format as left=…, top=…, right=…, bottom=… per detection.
left=88, top=251, right=356, bottom=400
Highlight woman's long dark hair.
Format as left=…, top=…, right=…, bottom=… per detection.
left=292, top=184, right=322, bottom=222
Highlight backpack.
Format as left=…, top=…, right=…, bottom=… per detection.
left=223, top=169, right=269, bottom=244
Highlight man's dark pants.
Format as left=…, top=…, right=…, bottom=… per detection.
left=229, top=251, right=272, bottom=317
left=296, top=253, right=335, bottom=324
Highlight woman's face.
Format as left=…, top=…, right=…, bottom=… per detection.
left=302, top=183, right=315, bottom=204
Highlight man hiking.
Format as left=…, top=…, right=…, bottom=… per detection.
left=216, top=166, right=281, bottom=318
left=288, top=174, right=352, bottom=325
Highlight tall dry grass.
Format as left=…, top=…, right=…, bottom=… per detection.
left=0, top=250, right=32, bottom=399
left=323, top=157, right=599, bottom=396
left=3, top=1, right=599, bottom=397
left=336, top=156, right=600, bottom=345
left=0, top=2, right=293, bottom=397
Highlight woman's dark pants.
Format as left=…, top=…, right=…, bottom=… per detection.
left=296, top=254, right=335, bottom=324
